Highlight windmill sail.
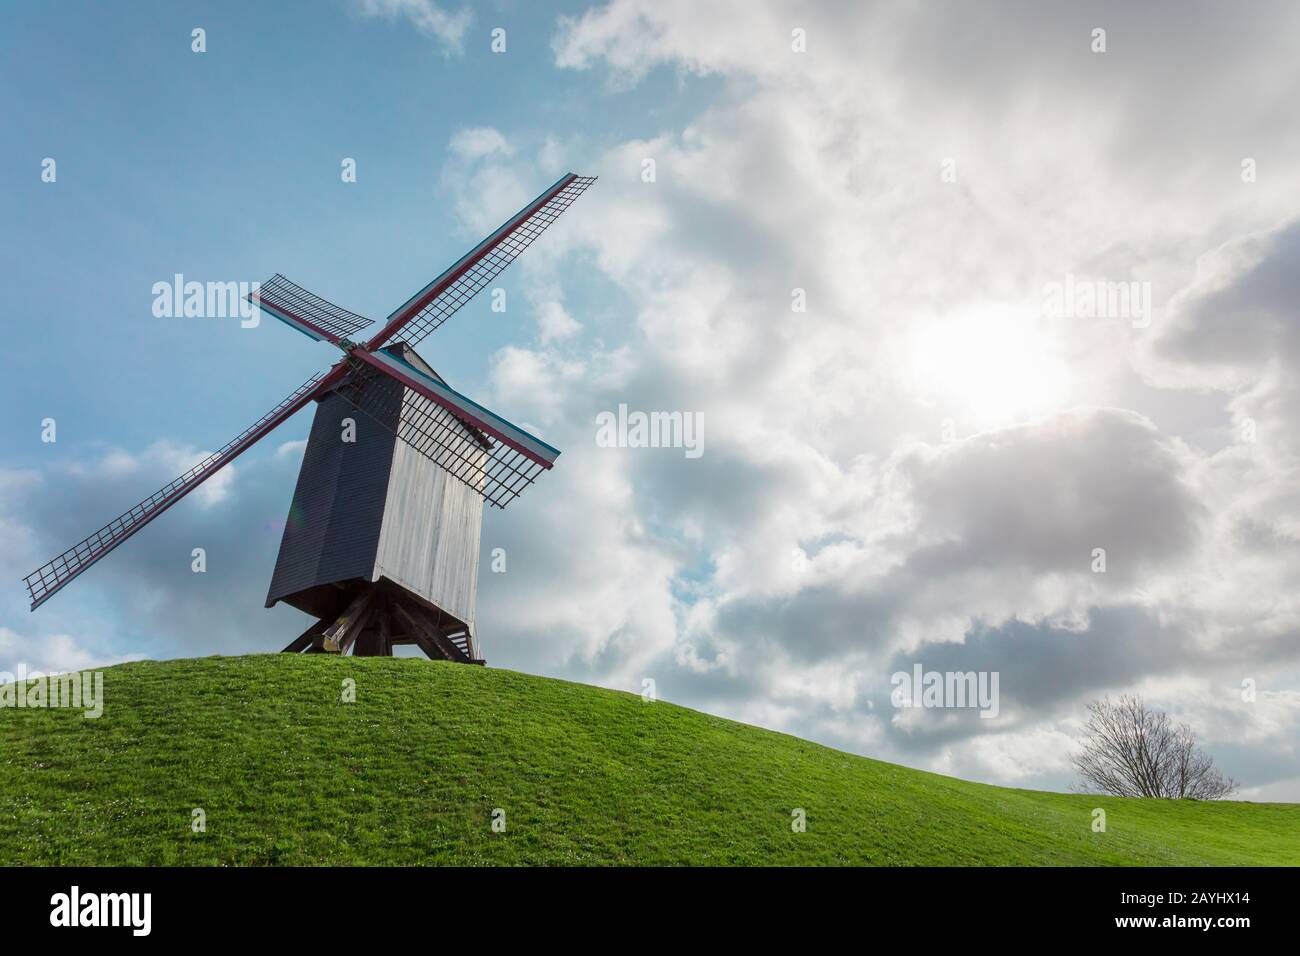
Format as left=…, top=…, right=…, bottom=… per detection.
left=22, top=371, right=330, bottom=610
left=25, top=173, right=594, bottom=612
left=366, top=173, right=597, bottom=350
left=338, top=347, right=555, bottom=509
left=251, top=274, right=374, bottom=345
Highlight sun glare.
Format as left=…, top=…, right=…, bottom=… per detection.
left=906, top=306, right=1069, bottom=427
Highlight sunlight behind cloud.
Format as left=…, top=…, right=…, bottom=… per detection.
left=904, top=306, right=1069, bottom=428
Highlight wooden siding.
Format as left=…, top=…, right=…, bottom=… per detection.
left=373, top=389, right=484, bottom=633
left=264, top=387, right=398, bottom=610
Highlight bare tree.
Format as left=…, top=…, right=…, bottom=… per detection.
left=1071, top=695, right=1237, bottom=799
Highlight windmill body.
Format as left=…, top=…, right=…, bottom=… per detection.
left=267, top=343, right=486, bottom=661
left=23, top=174, right=597, bottom=665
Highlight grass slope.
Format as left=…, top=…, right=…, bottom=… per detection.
left=0, top=655, right=1295, bottom=866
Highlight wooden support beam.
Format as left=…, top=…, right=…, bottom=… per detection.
left=430, top=615, right=482, bottom=664
left=322, top=589, right=375, bottom=655
left=378, top=605, right=393, bottom=657
left=352, top=593, right=388, bottom=656
left=282, top=617, right=327, bottom=653
left=392, top=600, right=466, bottom=662
left=337, top=599, right=378, bottom=655
left=352, top=628, right=381, bottom=656
left=401, top=622, right=446, bottom=661
left=277, top=585, right=482, bottom=664
left=417, top=604, right=471, bottom=662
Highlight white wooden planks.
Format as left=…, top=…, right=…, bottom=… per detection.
left=373, top=389, right=485, bottom=632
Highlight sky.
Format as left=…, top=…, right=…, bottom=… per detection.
left=2, top=0, right=1299, bottom=799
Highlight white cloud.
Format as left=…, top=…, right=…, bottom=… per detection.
left=488, top=345, right=585, bottom=425
left=0, top=627, right=144, bottom=678
left=352, top=0, right=471, bottom=53
left=53, top=443, right=236, bottom=508
left=531, top=0, right=1300, bottom=791
left=0, top=439, right=311, bottom=661
left=537, top=301, right=581, bottom=344
left=449, top=126, right=514, bottom=161
left=274, top=439, right=308, bottom=460
left=146, top=442, right=236, bottom=507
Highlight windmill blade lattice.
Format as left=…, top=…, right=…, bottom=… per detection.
left=22, top=370, right=329, bottom=610
left=335, top=363, right=549, bottom=509
left=253, top=274, right=374, bottom=344
left=368, top=174, right=597, bottom=350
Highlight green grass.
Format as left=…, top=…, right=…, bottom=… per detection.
left=0, top=655, right=1294, bottom=865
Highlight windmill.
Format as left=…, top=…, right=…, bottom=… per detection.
left=23, top=173, right=597, bottom=664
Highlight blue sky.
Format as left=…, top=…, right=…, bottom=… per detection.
left=3, top=1, right=1300, bottom=800
left=2, top=0, right=699, bottom=458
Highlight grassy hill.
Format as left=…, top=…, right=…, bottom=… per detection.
left=0, top=654, right=1295, bottom=866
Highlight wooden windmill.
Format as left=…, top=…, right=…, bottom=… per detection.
left=23, top=174, right=597, bottom=664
